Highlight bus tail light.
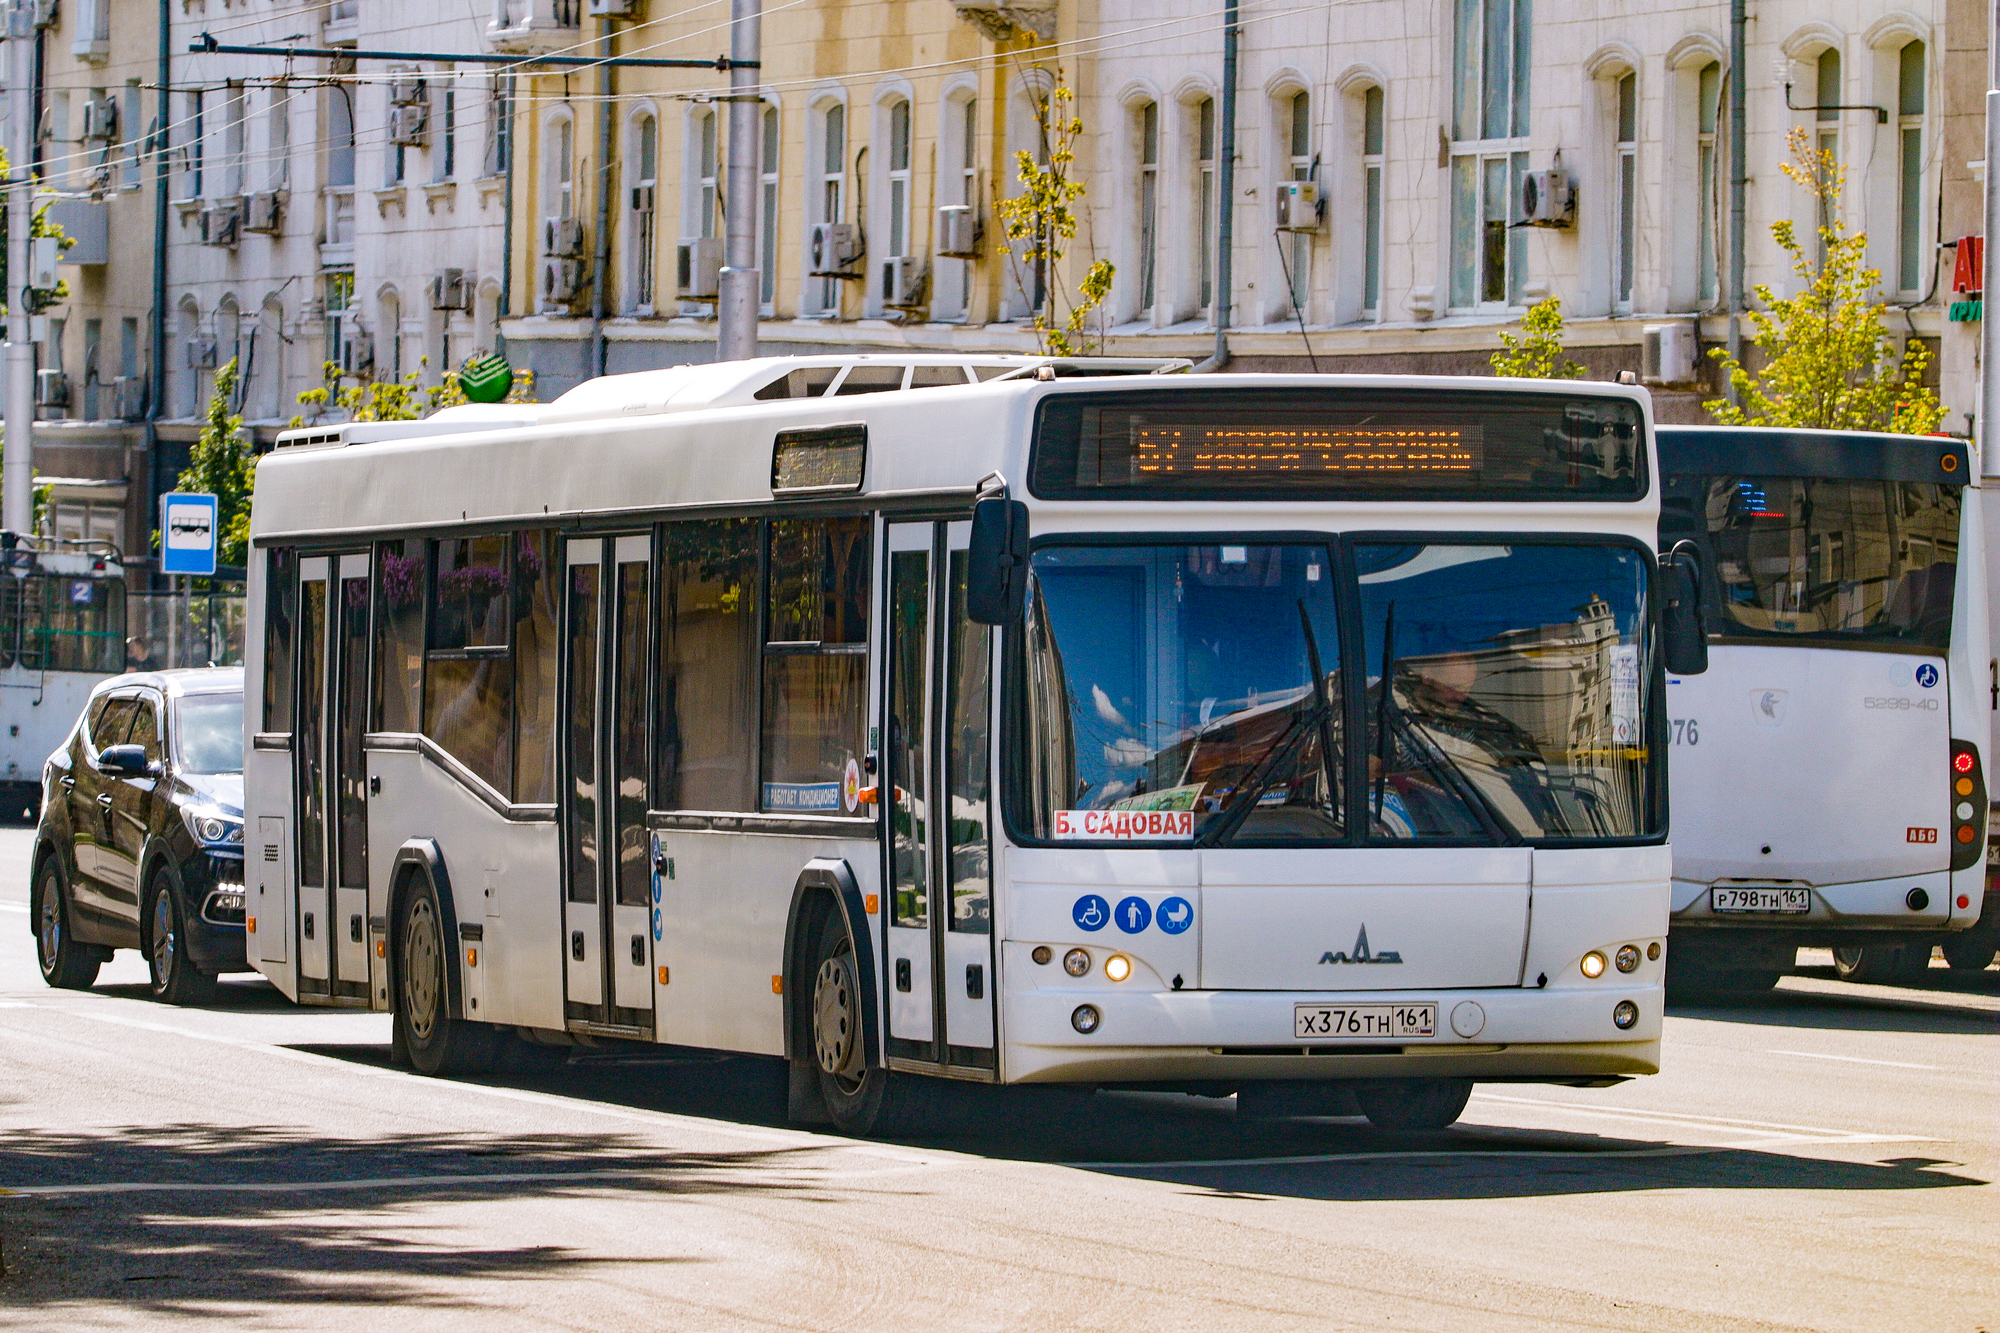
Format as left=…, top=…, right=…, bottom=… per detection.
left=1951, top=742, right=1985, bottom=872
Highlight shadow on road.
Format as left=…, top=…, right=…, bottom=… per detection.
left=1669, top=987, right=1999, bottom=1035
left=88, top=977, right=332, bottom=1015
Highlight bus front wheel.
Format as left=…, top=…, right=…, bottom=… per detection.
left=1354, top=1079, right=1472, bottom=1132
left=395, top=879, right=499, bottom=1077
left=809, top=913, right=931, bottom=1136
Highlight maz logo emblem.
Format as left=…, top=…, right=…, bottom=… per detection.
left=1319, top=925, right=1402, bottom=965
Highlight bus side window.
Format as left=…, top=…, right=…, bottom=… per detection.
left=760, top=516, right=871, bottom=814
left=263, top=548, right=297, bottom=733
left=371, top=540, right=425, bottom=737
left=424, top=535, right=515, bottom=797
left=657, top=518, right=760, bottom=811
left=513, top=530, right=562, bottom=804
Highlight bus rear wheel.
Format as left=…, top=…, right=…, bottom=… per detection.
left=1832, top=944, right=1933, bottom=987
left=395, top=880, right=499, bottom=1077
left=1354, top=1079, right=1472, bottom=1132
left=1940, top=934, right=1997, bottom=971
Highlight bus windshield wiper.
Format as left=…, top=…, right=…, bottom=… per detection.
left=1373, top=603, right=1395, bottom=822
left=1193, top=700, right=1329, bottom=848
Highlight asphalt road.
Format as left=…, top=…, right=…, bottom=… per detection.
left=0, top=826, right=1992, bottom=1331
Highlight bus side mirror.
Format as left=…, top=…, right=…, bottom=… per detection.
left=1658, top=544, right=1709, bottom=677
left=967, top=497, right=1029, bottom=625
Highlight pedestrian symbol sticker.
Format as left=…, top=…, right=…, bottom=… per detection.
left=1115, top=896, right=1152, bottom=934
left=1916, top=663, right=1939, bottom=688
left=1157, top=896, right=1193, bottom=934
left=1072, top=895, right=1110, bottom=932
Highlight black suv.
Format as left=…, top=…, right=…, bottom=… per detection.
left=31, top=668, right=246, bottom=1003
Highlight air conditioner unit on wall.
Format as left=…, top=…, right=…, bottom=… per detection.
left=199, top=201, right=241, bottom=247
left=242, top=191, right=282, bottom=235
left=544, top=217, right=585, bottom=258
left=676, top=238, right=721, bottom=299
left=113, top=375, right=145, bottom=421
left=540, top=255, right=584, bottom=307
left=80, top=97, right=116, bottom=142
left=878, top=256, right=923, bottom=308
left=339, top=331, right=374, bottom=375
left=586, top=0, right=634, bottom=14
left=186, top=336, right=218, bottom=368
left=431, top=268, right=471, bottom=312
left=388, top=104, right=428, bottom=148
left=388, top=74, right=426, bottom=107
left=1274, top=180, right=1322, bottom=232
left=936, top=204, right=979, bottom=259
left=34, top=369, right=68, bottom=409
left=1642, top=323, right=1698, bottom=386
left=809, top=222, right=861, bottom=275
left=27, top=236, right=59, bottom=291
left=1517, top=168, right=1575, bottom=228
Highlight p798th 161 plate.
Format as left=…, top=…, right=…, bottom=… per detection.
left=1710, top=887, right=1811, bottom=914
left=1294, top=1003, right=1436, bottom=1039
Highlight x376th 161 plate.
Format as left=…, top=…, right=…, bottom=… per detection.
left=1294, top=1003, right=1437, bottom=1039
left=1711, top=887, right=1812, bottom=913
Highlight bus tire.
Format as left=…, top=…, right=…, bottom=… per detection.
left=809, top=913, right=928, bottom=1136
left=1832, top=944, right=1932, bottom=987
left=34, top=857, right=101, bottom=991
left=395, top=879, right=499, bottom=1077
left=1940, top=934, right=1998, bottom=971
left=145, top=871, right=217, bottom=1006
left=1354, top=1078, right=1472, bottom=1132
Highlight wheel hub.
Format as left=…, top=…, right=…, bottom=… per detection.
left=404, top=899, right=441, bottom=1041
left=813, top=953, right=859, bottom=1078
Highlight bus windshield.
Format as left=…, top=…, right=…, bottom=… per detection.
left=1663, top=476, right=1959, bottom=650
left=1016, top=540, right=1658, bottom=845
left=175, top=693, right=244, bottom=774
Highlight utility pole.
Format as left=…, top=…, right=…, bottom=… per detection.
left=715, top=0, right=760, bottom=362
left=3, top=0, right=32, bottom=537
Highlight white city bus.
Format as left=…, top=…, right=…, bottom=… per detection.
left=243, top=356, right=1703, bottom=1134
left=1656, top=426, right=1993, bottom=989
left=0, top=539, right=127, bottom=821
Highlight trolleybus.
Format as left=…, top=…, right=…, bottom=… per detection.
left=1656, top=426, right=1993, bottom=989
left=242, top=356, right=1704, bottom=1133
left=0, top=538, right=127, bottom=820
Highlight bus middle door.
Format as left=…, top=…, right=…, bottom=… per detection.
left=561, top=534, right=655, bottom=1035
left=883, top=521, right=996, bottom=1076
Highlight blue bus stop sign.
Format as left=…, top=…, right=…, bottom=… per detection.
left=159, top=493, right=219, bottom=576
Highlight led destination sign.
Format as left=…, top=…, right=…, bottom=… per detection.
left=1030, top=388, right=1645, bottom=501
left=1128, top=423, right=1481, bottom=479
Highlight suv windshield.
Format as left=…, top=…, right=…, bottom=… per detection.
left=175, top=693, right=243, bottom=775
left=1014, top=540, right=1659, bottom=846
left=1661, top=475, right=1959, bottom=649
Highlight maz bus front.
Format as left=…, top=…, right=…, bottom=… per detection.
left=1656, top=426, right=1992, bottom=990
left=242, top=358, right=1700, bottom=1135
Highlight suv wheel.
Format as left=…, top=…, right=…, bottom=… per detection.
left=146, top=873, right=217, bottom=1005
left=35, top=858, right=101, bottom=990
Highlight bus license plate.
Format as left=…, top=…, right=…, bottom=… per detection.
left=1295, top=1003, right=1436, bottom=1039
left=1710, top=887, right=1812, bottom=914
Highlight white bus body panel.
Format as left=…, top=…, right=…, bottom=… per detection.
left=0, top=667, right=104, bottom=794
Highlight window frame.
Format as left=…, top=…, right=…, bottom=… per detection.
left=1614, top=71, right=1638, bottom=314
left=1447, top=0, right=1532, bottom=313
left=1895, top=40, right=1927, bottom=296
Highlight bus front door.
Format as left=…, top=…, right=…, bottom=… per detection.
left=296, top=551, right=371, bottom=1002
left=561, top=534, right=655, bottom=1034
left=883, top=521, right=996, bottom=1075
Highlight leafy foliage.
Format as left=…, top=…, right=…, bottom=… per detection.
left=1490, top=296, right=1585, bottom=379
left=1705, top=128, right=1944, bottom=433
left=995, top=75, right=1115, bottom=356
left=177, top=358, right=256, bottom=570
left=0, top=145, right=75, bottom=314
left=293, top=356, right=537, bottom=426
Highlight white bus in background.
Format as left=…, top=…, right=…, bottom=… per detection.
left=0, top=539, right=127, bottom=821
left=242, top=355, right=1706, bottom=1134
left=1656, top=426, right=1994, bottom=990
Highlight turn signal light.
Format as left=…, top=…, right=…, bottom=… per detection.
left=1580, top=951, right=1608, bottom=978
left=1104, top=954, right=1132, bottom=982
left=1949, top=742, right=1985, bottom=872
left=245, top=915, right=256, bottom=934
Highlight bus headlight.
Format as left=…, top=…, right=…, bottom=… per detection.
left=1580, top=950, right=1608, bottom=979
left=1612, top=1000, right=1640, bottom=1030
left=1614, top=944, right=1641, bottom=973
left=1063, top=948, right=1091, bottom=977
left=1071, top=1004, right=1101, bottom=1034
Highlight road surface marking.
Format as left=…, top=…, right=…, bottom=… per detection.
left=1765, top=1049, right=1943, bottom=1071
left=0, top=901, right=27, bottom=913
left=1070, top=1146, right=1715, bottom=1170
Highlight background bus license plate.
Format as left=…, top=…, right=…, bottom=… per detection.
left=1295, top=1003, right=1436, bottom=1039
left=1711, top=887, right=1812, bottom=914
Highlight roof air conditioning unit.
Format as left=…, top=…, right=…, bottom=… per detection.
left=1517, top=168, right=1576, bottom=228
left=544, top=216, right=585, bottom=258
left=199, top=201, right=241, bottom=247
left=1274, top=180, right=1322, bottom=232
left=878, top=256, right=923, bottom=308
left=586, top=0, right=634, bottom=14
left=242, top=190, right=282, bottom=235
left=1641, top=322, right=1698, bottom=386
left=809, top=222, right=861, bottom=275
left=676, top=237, right=722, bottom=299
left=34, top=368, right=68, bottom=409
left=186, top=335, right=218, bottom=368
left=430, top=268, right=471, bottom=312
left=388, top=74, right=426, bottom=106
left=27, top=236, right=60, bottom=291
left=936, top=204, right=979, bottom=258
left=113, top=375, right=145, bottom=421
left=389, top=103, right=429, bottom=148
left=80, top=97, right=117, bottom=142
left=540, top=255, right=584, bottom=307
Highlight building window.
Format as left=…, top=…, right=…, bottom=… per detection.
left=812, top=101, right=846, bottom=315
left=268, top=82, right=290, bottom=188
left=935, top=93, right=976, bottom=320
left=760, top=103, right=779, bottom=310
left=1897, top=40, right=1925, bottom=293
left=1362, top=86, right=1384, bottom=317
left=631, top=112, right=658, bottom=312
left=122, top=81, right=142, bottom=189
left=697, top=108, right=719, bottom=239
left=886, top=98, right=912, bottom=258
left=1197, top=96, right=1216, bottom=313
left=1283, top=90, right=1311, bottom=314
left=326, top=87, right=354, bottom=190
left=324, top=271, right=354, bottom=374
left=1448, top=0, right=1531, bottom=309
left=1615, top=72, right=1637, bottom=312
left=1696, top=61, right=1720, bottom=304
left=554, top=114, right=574, bottom=220
left=483, top=78, right=511, bottom=179
left=440, top=82, right=457, bottom=180
left=224, top=81, right=247, bottom=197
left=1137, top=100, right=1158, bottom=313
left=1814, top=46, right=1841, bottom=261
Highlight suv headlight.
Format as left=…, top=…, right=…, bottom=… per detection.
left=182, top=806, right=244, bottom=844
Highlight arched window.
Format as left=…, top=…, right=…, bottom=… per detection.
left=1896, top=40, right=1926, bottom=293
left=1696, top=61, right=1721, bottom=303
left=1136, top=100, right=1158, bottom=314
left=1361, top=86, right=1384, bottom=317
left=1196, top=96, right=1216, bottom=314
left=630, top=111, right=659, bottom=312
left=692, top=107, right=719, bottom=239
left=1614, top=72, right=1637, bottom=312
left=759, top=102, right=779, bottom=310
left=885, top=98, right=912, bottom=259
left=808, top=99, right=846, bottom=315
left=1282, top=89, right=1312, bottom=314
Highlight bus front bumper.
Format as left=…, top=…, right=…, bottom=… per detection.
left=1001, top=983, right=1662, bottom=1085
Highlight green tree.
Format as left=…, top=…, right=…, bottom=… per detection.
left=1706, top=127, right=1944, bottom=433
left=293, top=354, right=536, bottom=427
left=1490, top=295, right=1585, bottom=379
left=995, top=74, right=1115, bottom=356
left=178, top=358, right=256, bottom=570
